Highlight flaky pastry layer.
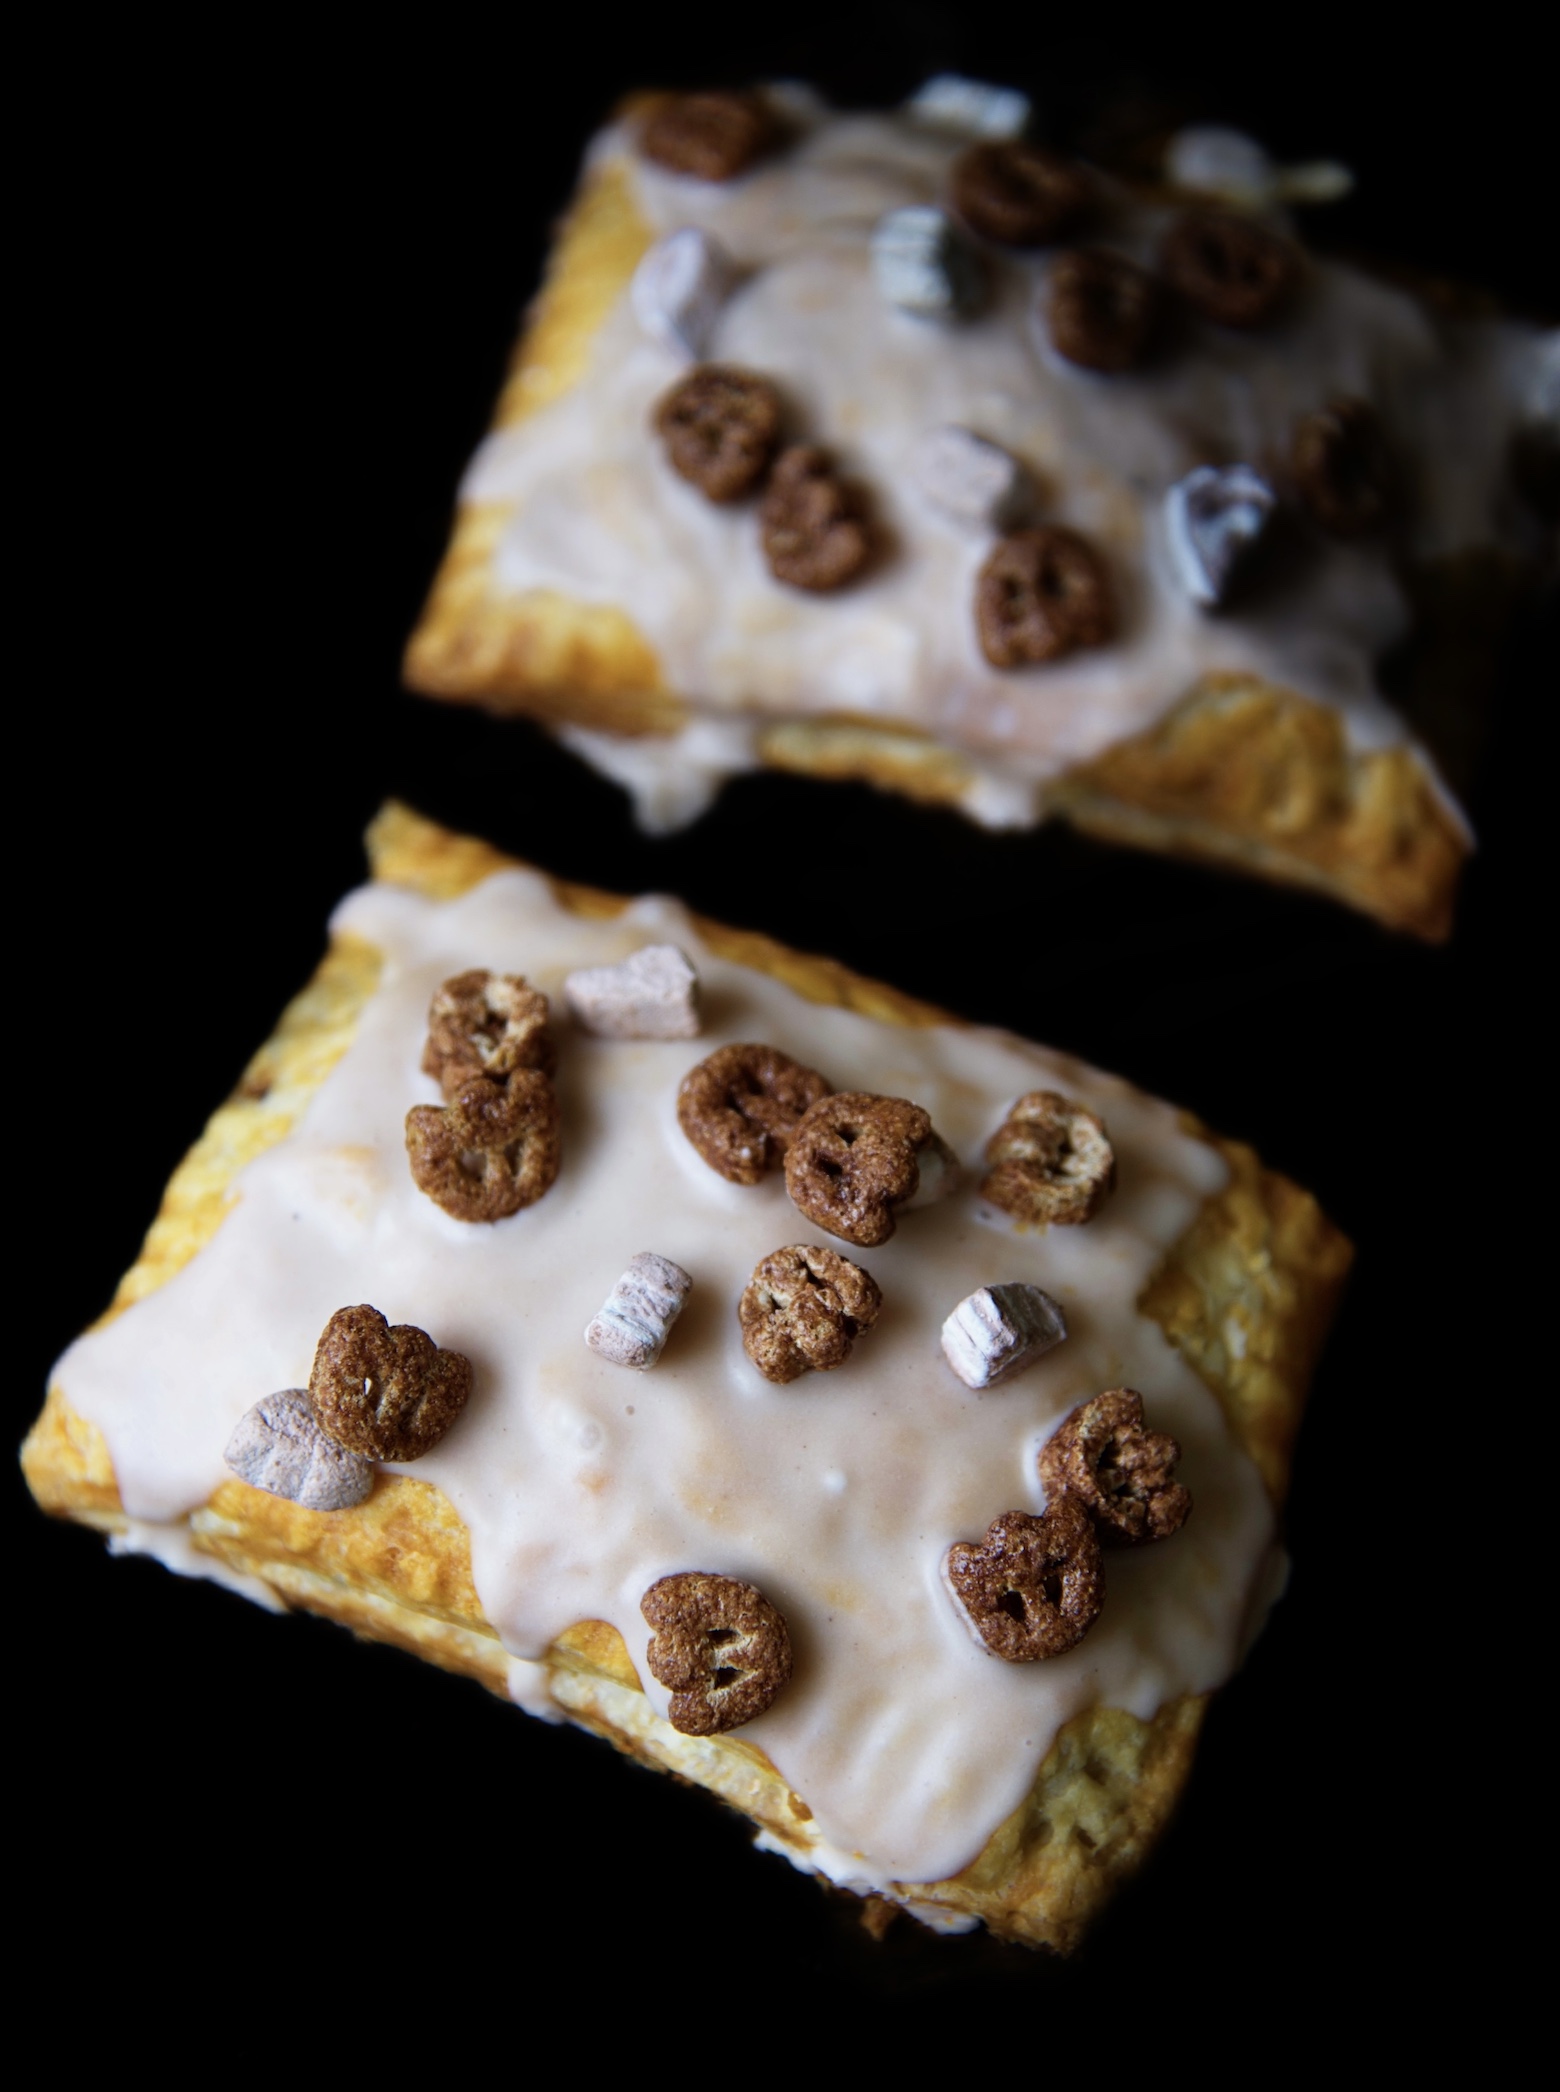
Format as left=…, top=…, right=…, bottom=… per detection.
left=23, top=803, right=1351, bottom=1951
left=404, top=149, right=1494, bottom=941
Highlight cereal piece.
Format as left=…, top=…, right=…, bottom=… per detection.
left=785, top=1092, right=938, bottom=1247
left=655, top=365, right=782, bottom=502
left=913, top=426, right=1030, bottom=532
left=422, top=969, right=554, bottom=1098
left=760, top=446, right=873, bottom=591
left=871, top=206, right=984, bottom=318
left=950, top=141, right=1091, bottom=248
left=564, top=944, right=700, bottom=1040
left=945, top=1498, right=1104, bottom=1661
left=1160, top=209, right=1298, bottom=329
left=677, top=1042, right=832, bottom=1185
left=223, top=1388, right=374, bottom=1511
left=906, top=74, right=1031, bottom=140
left=631, top=227, right=739, bottom=361
left=641, top=1571, right=793, bottom=1734
left=1165, top=463, right=1278, bottom=609
left=1043, top=248, right=1161, bottom=373
left=982, top=1090, right=1115, bottom=1226
left=940, top=1284, right=1068, bottom=1390
left=405, top=1070, right=561, bottom=1223
left=585, top=1252, right=693, bottom=1370
left=975, top=527, right=1115, bottom=669
left=309, top=1305, right=472, bottom=1463
left=1292, top=398, right=1395, bottom=536
left=640, top=91, right=777, bottom=183
left=738, top=1243, right=883, bottom=1384
left=1039, top=1388, right=1192, bottom=1548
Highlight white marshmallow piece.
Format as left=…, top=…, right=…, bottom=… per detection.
left=1165, top=464, right=1277, bottom=610
left=1165, top=125, right=1353, bottom=209
left=913, top=426, right=1029, bottom=532
left=941, top=1285, right=1068, bottom=1391
left=872, top=208, right=983, bottom=319
left=907, top=73, right=1031, bottom=140
left=1527, top=331, right=1560, bottom=430
left=224, top=1389, right=374, bottom=1511
left=564, top=944, right=700, bottom=1039
left=631, top=228, right=738, bottom=361
left=903, top=1131, right=962, bottom=1211
left=585, top=1253, right=693, bottom=1370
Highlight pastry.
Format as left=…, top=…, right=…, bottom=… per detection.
left=24, top=802, right=1351, bottom=1951
left=405, top=80, right=1553, bottom=940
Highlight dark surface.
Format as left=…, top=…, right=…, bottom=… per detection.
left=21, top=14, right=1552, bottom=2043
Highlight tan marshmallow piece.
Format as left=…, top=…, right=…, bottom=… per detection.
left=906, top=74, right=1031, bottom=139
left=564, top=944, right=700, bottom=1039
left=941, top=1283, right=1068, bottom=1390
left=914, top=426, right=1030, bottom=531
left=585, top=1253, right=694, bottom=1370
left=223, top=1389, right=375, bottom=1511
left=631, top=227, right=739, bottom=361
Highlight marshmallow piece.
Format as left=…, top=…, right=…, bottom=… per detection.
left=941, top=1285, right=1067, bottom=1390
left=872, top=208, right=983, bottom=319
left=224, top=1389, right=375, bottom=1511
left=907, top=74, right=1031, bottom=140
left=1165, top=464, right=1277, bottom=610
left=914, top=427, right=1030, bottom=531
left=1526, top=331, right=1560, bottom=429
left=632, top=228, right=738, bottom=360
left=1165, top=125, right=1352, bottom=209
left=903, top=1131, right=962, bottom=1211
left=564, top=944, right=700, bottom=1039
left=586, top=1254, right=693, bottom=1370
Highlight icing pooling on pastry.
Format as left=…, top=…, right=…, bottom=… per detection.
left=464, top=100, right=1542, bottom=829
left=53, top=868, right=1271, bottom=1885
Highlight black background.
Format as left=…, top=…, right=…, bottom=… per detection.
left=19, top=9, right=1552, bottom=2045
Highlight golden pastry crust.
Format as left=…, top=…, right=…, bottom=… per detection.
left=22, top=802, right=1351, bottom=1953
left=401, top=138, right=1504, bottom=940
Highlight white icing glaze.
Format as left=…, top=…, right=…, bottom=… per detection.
left=461, top=104, right=1543, bottom=829
left=55, top=868, right=1273, bottom=1886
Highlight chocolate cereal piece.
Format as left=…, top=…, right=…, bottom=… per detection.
left=951, top=141, right=1091, bottom=248
left=640, top=91, right=778, bottom=183
left=760, top=446, right=873, bottom=591
left=423, top=969, right=554, bottom=1098
left=785, top=1091, right=935, bottom=1247
left=946, top=1498, right=1104, bottom=1661
left=1045, top=247, right=1161, bottom=372
left=1039, top=1388, right=1191, bottom=1547
left=655, top=365, right=782, bottom=502
left=738, top=1243, right=883, bottom=1384
left=642, top=1571, right=793, bottom=1735
left=309, top=1305, right=472, bottom=1463
left=1292, top=398, right=1395, bottom=536
left=1160, top=209, right=1298, bottom=329
left=982, top=1089, right=1115, bottom=1226
left=678, top=1042, right=832, bottom=1185
left=975, top=528, right=1114, bottom=669
left=405, top=1069, right=561, bottom=1223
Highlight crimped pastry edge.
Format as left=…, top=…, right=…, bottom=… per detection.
left=22, top=802, right=1352, bottom=1951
